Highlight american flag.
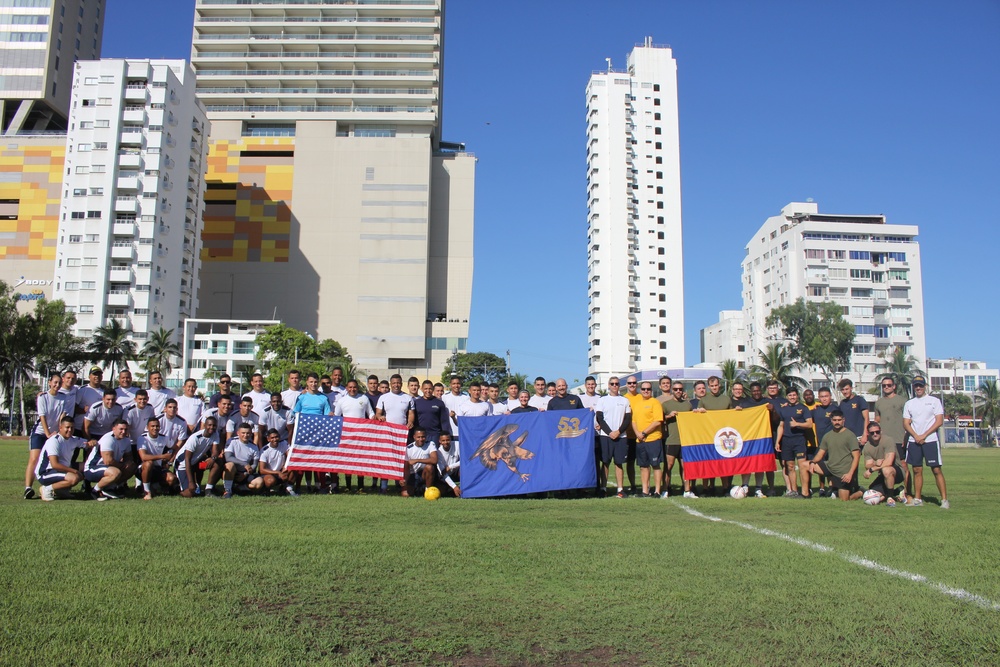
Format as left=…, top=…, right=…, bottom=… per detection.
left=287, top=415, right=407, bottom=480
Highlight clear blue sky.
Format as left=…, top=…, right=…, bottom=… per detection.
left=105, top=0, right=1000, bottom=382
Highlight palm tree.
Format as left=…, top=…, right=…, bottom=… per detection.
left=88, top=319, right=137, bottom=379
left=976, top=379, right=1000, bottom=445
left=141, top=327, right=181, bottom=377
left=874, top=347, right=925, bottom=397
left=719, top=359, right=744, bottom=392
left=750, top=342, right=808, bottom=391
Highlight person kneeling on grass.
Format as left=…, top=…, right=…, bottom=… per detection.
left=83, top=418, right=135, bottom=500
left=435, top=432, right=460, bottom=497
left=176, top=417, right=221, bottom=498
left=137, top=416, right=176, bottom=500
left=259, top=428, right=300, bottom=496
left=808, top=410, right=863, bottom=501
left=862, top=422, right=906, bottom=507
left=35, top=416, right=86, bottom=501
left=403, top=427, right=438, bottom=497
left=222, top=422, right=263, bottom=499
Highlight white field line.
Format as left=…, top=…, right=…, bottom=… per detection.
left=672, top=501, right=1000, bottom=612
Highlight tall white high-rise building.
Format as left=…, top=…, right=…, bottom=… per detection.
left=189, top=0, right=474, bottom=378
left=53, top=59, right=209, bottom=344
left=0, top=0, right=103, bottom=134
left=741, top=202, right=926, bottom=389
left=586, top=38, right=684, bottom=379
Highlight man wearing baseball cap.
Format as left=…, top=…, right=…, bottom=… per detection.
left=903, top=375, right=948, bottom=508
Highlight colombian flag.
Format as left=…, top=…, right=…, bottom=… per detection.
left=675, top=405, right=776, bottom=481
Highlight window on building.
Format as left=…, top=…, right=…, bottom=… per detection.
left=828, top=249, right=845, bottom=260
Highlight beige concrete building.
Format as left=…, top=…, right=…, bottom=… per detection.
left=0, top=0, right=103, bottom=134
left=190, top=0, right=474, bottom=378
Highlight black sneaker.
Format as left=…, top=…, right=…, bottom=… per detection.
left=100, top=487, right=123, bottom=500
left=817, top=489, right=830, bottom=498
left=23, top=487, right=35, bottom=500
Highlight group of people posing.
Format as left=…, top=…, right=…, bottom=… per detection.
left=585, top=372, right=948, bottom=507
left=22, top=364, right=949, bottom=508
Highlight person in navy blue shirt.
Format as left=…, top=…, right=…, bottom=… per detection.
left=413, top=380, right=451, bottom=446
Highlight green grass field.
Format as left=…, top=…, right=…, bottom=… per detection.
left=1, top=441, right=998, bottom=666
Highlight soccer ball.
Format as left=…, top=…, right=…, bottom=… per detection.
left=423, top=486, right=441, bottom=501
left=863, top=489, right=883, bottom=506
left=730, top=485, right=748, bottom=499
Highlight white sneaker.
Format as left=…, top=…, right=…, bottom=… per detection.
left=754, top=489, right=765, bottom=498
left=41, top=485, right=55, bottom=502
left=682, top=491, right=698, bottom=499
left=660, top=491, right=669, bottom=499
left=941, top=499, right=950, bottom=509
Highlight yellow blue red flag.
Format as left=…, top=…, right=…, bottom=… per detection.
left=675, top=405, right=776, bottom=480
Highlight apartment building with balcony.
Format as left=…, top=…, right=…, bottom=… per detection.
left=740, top=201, right=926, bottom=389
left=189, top=0, right=475, bottom=379
left=53, top=59, right=209, bottom=344
left=585, top=38, right=685, bottom=381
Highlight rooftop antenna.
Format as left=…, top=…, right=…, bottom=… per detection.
left=605, top=57, right=612, bottom=72
left=646, top=36, right=653, bottom=47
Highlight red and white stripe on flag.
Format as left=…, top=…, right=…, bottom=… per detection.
left=287, top=414, right=408, bottom=480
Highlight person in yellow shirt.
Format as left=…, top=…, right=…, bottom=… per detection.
left=632, top=381, right=665, bottom=498
left=622, top=376, right=642, bottom=494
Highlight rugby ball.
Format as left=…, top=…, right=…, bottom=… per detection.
left=730, top=485, right=748, bottom=499
left=863, top=489, right=883, bottom=506
left=423, top=486, right=441, bottom=501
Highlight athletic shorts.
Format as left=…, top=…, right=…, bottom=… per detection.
left=817, top=461, right=859, bottom=492
left=869, top=464, right=904, bottom=497
left=29, top=433, right=47, bottom=451
left=176, top=468, right=194, bottom=491
left=664, top=443, right=682, bottom=460
left=84, top=467, right=108, bottom=483
left=779, top=441, right=807, bottom=462
left=906, top=440, right=942, bottom=468
left=599, top=435, right=628, bottom=466
left=36, top=471, right=68, bottom=486
left=636, top=440, right=662, bottom=467
left=145, top=465, right=170, bottom=484
left=407, top=470, right=435, bottom=492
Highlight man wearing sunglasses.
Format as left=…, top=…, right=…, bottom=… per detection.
left=209, top=374, right=236, bottom=410
left=660, top=381, right=694, bottom=498
left=621, top=376, right=642, bottom=494
left=861, top=422, right=905, bottom=507
left=596, top=377, right=632, bottom=498
left=874, top=375, right=909, bottom=496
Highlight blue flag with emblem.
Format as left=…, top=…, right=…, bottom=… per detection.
left=458, top=411, right=596, bottom=498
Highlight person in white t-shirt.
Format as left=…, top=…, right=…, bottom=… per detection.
left=259, top=428, right=299, bottom=496
left=35, top=416, right=86, bottom=501
left=334, top=380, right=375, bottom=419
left=175, top=378, right=204, bottom=435
left=376, top=374, right=415, bottom=427
left=243, top=372, right=271, bottom=417
left=441, top=376, right=468, bottom=444
left=82, top=418, right=134, bottom=500
left=457, top=382, right=491, bottom=418
left=504, top=381, right=521, bottom=412
left=115, top=369, right=137, bottom=409
left=596, top=376, right=633, bottom=498
left=175, top=417, right=220, bottom=498
left=579, top=376, right=602, bottom=492
left=124, top=389, right=156, bottom=446
left=404, top=428, right=438, bottom=497
left=75, top=366, right=106, bottom=436
left=903, top=376, right=948, bottom=508
left=25, top=373, right=67, bottom=499
left=261, top=392, right=293, bottom=441
left=137, top=417, right=176, bottom=500
left=280, top=369, right=304, bottom=426
left=528, top=376, right=551, bottom=412
left=435, top=432, right=460, bottom=497
left=145, top=371, right=176, bottom=416
left=159, top=399, right=190, bottom=453
left=221, top=422, right=263, bottom=499
left=487, top=383, right=508, bottom=416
